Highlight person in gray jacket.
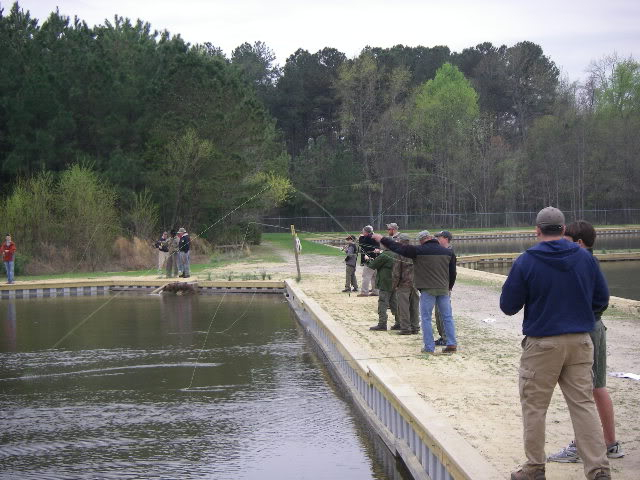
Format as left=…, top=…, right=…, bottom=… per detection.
left=342, top=235, right=359, bottom=292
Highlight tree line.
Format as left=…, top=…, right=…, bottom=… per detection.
left=1, top=2, right=639, bottom=270
left=265, top=44, right=639, bottom=228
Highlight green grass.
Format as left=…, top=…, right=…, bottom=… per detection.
left=263, top=233, right=343, bottom=257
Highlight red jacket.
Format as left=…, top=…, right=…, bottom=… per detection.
left=1, top=241, right=16, bottom=262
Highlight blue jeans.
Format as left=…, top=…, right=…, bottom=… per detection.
left=419, top=291, right=457, bottom=351
left=4, top=260, right=14, bottom=283
left=179, top=251, right=190, bottom=276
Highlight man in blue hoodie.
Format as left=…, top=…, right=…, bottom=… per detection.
left=501, top=207, right=611, bottom=480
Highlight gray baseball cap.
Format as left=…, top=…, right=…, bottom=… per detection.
left=386, top=223, right=399, bottom=230
left=536, top=207, right=565, bottom=227
left=396, top=233, right=410, bottom=242
left=416, top=230, right=431, bottom=241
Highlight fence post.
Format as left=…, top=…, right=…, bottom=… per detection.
left=291, top=225, right=302, bottom=281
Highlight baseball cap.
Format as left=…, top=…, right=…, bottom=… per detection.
left=363, top=225, right=373, bottom=233
left=536, top=207, right=565, bottom=228
left=416, top=230, right=431, bottom=241
left=386, top=223, right=399, bottom=230
left=435, top=230, right=453, bottom=241
left=396, top=233, right=410, bottom=242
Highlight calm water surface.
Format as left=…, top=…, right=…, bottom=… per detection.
left=454, top=232, right=640, bottom=255
left=0, top=294, right=410, bottom=480
left=455, top=233, right=640, bottom=301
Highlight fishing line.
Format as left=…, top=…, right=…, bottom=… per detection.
left=49, top=185, right=273, bottom=349
left=184, top=290, right=259, bottom=390
left=185, top=289, right=228, bottom=390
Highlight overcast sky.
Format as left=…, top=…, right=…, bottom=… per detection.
left=11, top=0, right=640, bottom=82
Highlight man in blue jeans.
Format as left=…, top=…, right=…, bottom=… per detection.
left=372, top=230, right=457, bottom=354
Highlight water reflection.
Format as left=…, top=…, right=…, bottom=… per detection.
left=1, top=299, right=16, bottom=351
left=0, top=295, right=410, bottom=480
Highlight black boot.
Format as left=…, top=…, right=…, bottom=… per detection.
left=369, top=324, right=387, bottom=331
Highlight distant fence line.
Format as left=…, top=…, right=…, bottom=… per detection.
left=261, top=209, right=640, bottom=233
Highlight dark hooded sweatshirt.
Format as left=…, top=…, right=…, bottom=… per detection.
left=500, top=238, right=609, bottom=337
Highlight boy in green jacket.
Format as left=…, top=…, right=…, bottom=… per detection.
left=368, top=246, right=398, bottom=331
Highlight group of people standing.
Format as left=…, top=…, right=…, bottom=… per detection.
left=155, top=228, right=191, bottom=278
left=342, top=222, right=458, bottom=355
left=343, top=209, right=622, bottom=480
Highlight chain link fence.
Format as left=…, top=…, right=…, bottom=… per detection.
left=260, top=209, right=640, bottom=233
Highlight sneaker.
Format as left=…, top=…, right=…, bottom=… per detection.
left=547, top=440, right=579, bottom=463
left=369, top=324, right=387, bottom=331
left=369, top=293, right=378, bottom=296
left=357, top=293, right=369, bottom=297
left=352, top=287, right=359, bottom=292
left=342, top=288, right=351, bottom=292
left=442, top=345, right=457, bottom=354
left=420, top=347, right=435, bottom=354
left=398, top=330, right=413, bottom=335
left=390, top=324, right=401, bottom=330
left=511, top=468, right=546, bottom=480
left=606, top=441, right=624, bottom=458
left=411, top=328, right=420, bottom=335
left=434, top=337, right=446, bottom=346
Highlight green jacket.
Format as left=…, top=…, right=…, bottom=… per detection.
left=368, top=250, right=396, bottom=292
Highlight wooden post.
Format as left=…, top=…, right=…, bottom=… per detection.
left=291, top=224, right=302, bottom=281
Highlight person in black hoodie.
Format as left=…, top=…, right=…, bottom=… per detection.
left=357, top=225, right=379, bottom=297
left=500, top=207, right=611, bottom=480
left=177, top=227, right=190, bottom=278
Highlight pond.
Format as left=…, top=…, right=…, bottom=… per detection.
left=0, top=294, right=411, bottom=480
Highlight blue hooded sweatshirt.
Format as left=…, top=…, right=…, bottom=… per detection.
left=500, top=238, right=609, bottom=337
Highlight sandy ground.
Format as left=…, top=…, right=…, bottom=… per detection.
left=8, top=245, right=640, bottom=478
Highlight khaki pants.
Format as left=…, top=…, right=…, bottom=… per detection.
left=361, top=265, right=379, bottom=295
left=519, top=333, right=609, bottom=478
left=396, top=286, right=420, bottom=332
left=158, top=251, right=169, bottom=271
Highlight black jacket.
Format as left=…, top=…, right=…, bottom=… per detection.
left=178, top=233, right=190, bottom=252
left=358, top=233, right=379, bottom=266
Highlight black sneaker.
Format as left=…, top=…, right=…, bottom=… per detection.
left=341, top=288, right=351, bottom=292
left=412, top=328, right=420, bottom=335
left=369, top=324, right=387, bottom=331
left=434, top=337, right=446, bottom=346
left=352, top=287, right=358, bottom=292
left=390, top=324, right=401, bottom=330
left=398, top=330, right=413, bottom=335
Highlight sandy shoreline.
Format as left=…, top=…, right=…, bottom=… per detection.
left=5, top=247, right=639, bottom=478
